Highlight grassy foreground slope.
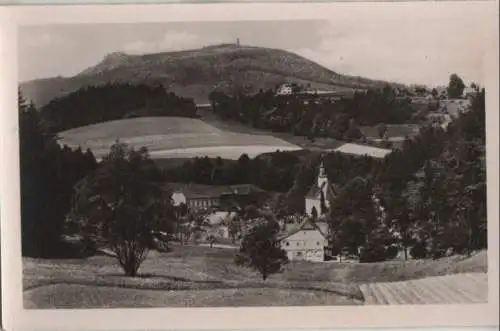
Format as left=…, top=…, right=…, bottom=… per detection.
left=20, top=44, right=402, bottom=107
left=23, top=245, right=486, bottom=308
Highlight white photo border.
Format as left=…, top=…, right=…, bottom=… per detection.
left=1, top=2, right=498, bottom=331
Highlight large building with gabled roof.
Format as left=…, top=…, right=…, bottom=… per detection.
left=279, top=217, right=328, bottom=262
left=168, top=182, right=267, bottom=211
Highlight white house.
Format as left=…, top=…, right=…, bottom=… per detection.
left=304, top=160, right=337, bottom=217
left=279, top=218, right=328, bottom=262
left=276, top=84, right=293, bottom=96
left=171, top=191, right=187, bottom=206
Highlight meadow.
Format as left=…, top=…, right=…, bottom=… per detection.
left=58, top=114, right=397, bottom=162
left=58, top=117, right=302, bottom=160
left=23, top=244, right=487, bottom=309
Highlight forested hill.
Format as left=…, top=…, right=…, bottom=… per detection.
left=40, top=83, right=198, bottom=132
left=20, top=44, right=403, bottom=107
left=328, top=88, right=487, bottom=262
left=208, top=87, right=418, bottom=142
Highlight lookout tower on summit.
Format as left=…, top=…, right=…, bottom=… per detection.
left=236, top=38, right=240, bottom=47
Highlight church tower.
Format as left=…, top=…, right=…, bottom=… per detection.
left=317, top=156, right=328, bottom=189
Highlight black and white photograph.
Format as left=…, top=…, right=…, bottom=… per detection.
left=1, top=2, right=499, bottom=330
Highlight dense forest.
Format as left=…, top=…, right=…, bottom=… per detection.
left=208, top=85, right=420, bottom=141
left=328, top=88, right=487, bottom=262
left=40, top=83, right=198, bottom=132
left=19, top=92, right=98, bottom=257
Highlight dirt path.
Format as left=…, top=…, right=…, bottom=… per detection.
left=360, top=272, right=488, bottom=305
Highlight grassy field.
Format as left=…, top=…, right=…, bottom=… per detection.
left=23, top=244, right=487, bottom=309
left=58, top=113, right=398, bottom=162
left=199, top=109, right=347, bottom=151
left=330, top=143, right=392, bottom=159
left=58, top=117, right=302, bottom=160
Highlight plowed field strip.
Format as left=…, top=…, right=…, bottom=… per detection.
left=390, top=281, right=425, bottom=304
left=441, top=275, right=486, bottom=303
left=361, top=273, right=488, bottom=305
left=455, top=274, right=488, bottom=298
left=365, top=284, right=390, bottom=304
left=407, top=279, right=445, bottom=304
left=359, top=285, right=379, bottom=305
left=463, top=273, right=489, bottom=290
left=374, top=282, right=402, bottom=305
left=420, top=276, right=465, bottom=303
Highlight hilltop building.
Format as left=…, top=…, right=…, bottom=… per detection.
left=304, top=158, right=337, bottom=218
left=276, top=83, right=293, bottom=96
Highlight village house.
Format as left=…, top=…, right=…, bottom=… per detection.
left=169, top=183, right=267, bottom=211
left=304, top=159, right=338, bottom=218
left=279, top=218, right=328, bottom=262
left=276, top=83, right=293, bottom=96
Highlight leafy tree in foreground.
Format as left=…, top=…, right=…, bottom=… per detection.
left=69, top=141, right=173, bottom=276
left=235, top=221, right=288, bottom=281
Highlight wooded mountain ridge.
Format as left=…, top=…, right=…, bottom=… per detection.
left=20, top=44, right=404, bottom=107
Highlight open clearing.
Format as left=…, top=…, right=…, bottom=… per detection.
left=59, top=117, right=302, bottom=160
left=23, top=245, right=486, bottom=308
left=329, top=143, right=392, bottom=158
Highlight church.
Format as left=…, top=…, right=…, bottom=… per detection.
left=304, top=158, right=338, bottom=218
left=278, top=157, right=338, bottom=262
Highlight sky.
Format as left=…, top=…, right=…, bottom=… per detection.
left=18, top=13, right=488, bottom=87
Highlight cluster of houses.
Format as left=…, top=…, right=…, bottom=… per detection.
left=275, top=83, right=353, bottom=103
left=168, top=159, right=336, bottom=262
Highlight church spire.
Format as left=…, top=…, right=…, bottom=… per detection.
left=317, top=155, right=327, bottom=188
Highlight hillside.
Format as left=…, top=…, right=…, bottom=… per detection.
left=20, top=44, right=402, bottom=107
left=58, top=117, right=302, bottom=161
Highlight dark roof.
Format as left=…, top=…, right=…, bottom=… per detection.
left=279, top=218, right=328, bottom=240
left=305, top=181, right=338, bottom=200
left=221, top=184, right=266, bottom=196
left=166, top=182, right=266, bottom=199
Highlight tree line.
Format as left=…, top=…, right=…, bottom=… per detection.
left=19, top=92, right=98, bottom=257
left=208, top=85, right=416, bottom=142
left=164, top=150, right=381, bottom=197
left=40, top=83, right=198, bottom=132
